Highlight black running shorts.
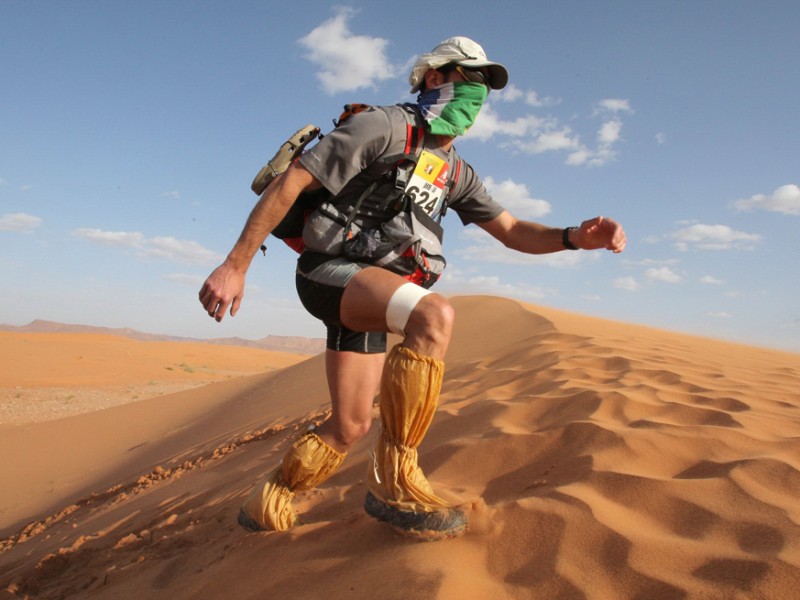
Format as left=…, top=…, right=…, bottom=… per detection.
left=295, top=252, right=387, bottom=354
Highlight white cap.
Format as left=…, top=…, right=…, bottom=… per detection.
left=409, top=36, right=509, bottom=94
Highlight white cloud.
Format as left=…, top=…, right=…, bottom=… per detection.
left=566, top=148, right=592, bottom=166
left=622, top=258, right=680, bottom=267
left=162, top=191, right=181, bottom=199
left=614, top=276, right=640, bottom=292
left=493, top=84, right=524, bottom=103
left=72, top=228, right=223, bottom=266
left=493, top=85, right=557, bottom=107
left=164, top=273, right=204, bottom=286
left=598, top=119, right=622, bottom=145
left=667, top=224, right=761, bottom=251
left=655, top=132, right=667, bottom=145
left=467, top=95, right=630, bottom=167
left=440, top=273, right=550, bottom=300
left=732, top=184, right=800, bottom=216
left=526, top=90, right=558, bottom=107
left=0, top=212, right=42, bottom=232
left=468, top=105, right=581, bottom=154
left=72, top=228, right=144, bottom=247
left=142, top=236, right=223, bottom=266
left=707, top=311, right=733, bottom=319
left=298, top=7, right=394, bottom=94
left=595, top=99, right=632, bottom=114
left=565, top=121, right=624, bottom=167
left=527, top=129, right=582, bottom=153
left=482, top=177, right=551, bottom=219
left=467, top=103, right=549, bottom=140
left=644, top=266, right=682, bottom=284
left=699, top=275, right=724, bottom=285
left=571, top=118, right=623, bottom=167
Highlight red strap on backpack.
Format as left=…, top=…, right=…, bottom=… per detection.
left=404, top=122, right=424, bottom=155
left=334, top=103, right=371, bottom=127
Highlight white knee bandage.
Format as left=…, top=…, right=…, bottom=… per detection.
left=386, top=283, right=432, bottom=336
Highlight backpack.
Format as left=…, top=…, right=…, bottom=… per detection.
left=251, top=104, right=461, bottom=287
left=250, top=104, right=377, bottom=253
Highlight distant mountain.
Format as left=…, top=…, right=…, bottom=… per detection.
left=0, top=320, right=325, bottom=355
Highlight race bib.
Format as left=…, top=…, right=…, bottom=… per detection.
left=405, top=150, right=449, bottom=218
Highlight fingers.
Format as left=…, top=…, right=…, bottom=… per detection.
left=213, top=301, right=227, bottom=322
left=580, top=215, right=603, bottom=232
left=579, top=215, right=627, bottom=253
left=230, top=296, right=241, bottom=318
left=613, top=227, right=627, bottom=252
left=602, top=217, right=627, bottom=253
left=197, top=264, right=247, bottom=322
left=198, top=281, right=231, bottom=322
left=207, top=298, right=227, bottom=322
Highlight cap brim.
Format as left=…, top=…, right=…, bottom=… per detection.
left=457, top=59, right=509, bottom=90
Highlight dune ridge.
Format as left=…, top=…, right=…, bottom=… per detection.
left=1, top=296, right=799, bottom=599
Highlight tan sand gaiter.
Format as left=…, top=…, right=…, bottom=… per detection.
left=240, top=431, right=346, bottom=531
left=367, top=344, right=452, bottom=512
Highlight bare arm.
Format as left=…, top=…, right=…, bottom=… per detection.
left=477, top=210, right=627, bottom=254
left=199, top=162, right=322, bottom=322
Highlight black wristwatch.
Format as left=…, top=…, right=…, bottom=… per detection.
left=562, top=227, right=579, bottom=250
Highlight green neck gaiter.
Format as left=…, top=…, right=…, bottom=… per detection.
left=417, top=81, right=488, bottom=137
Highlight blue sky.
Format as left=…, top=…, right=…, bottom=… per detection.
left=2, top=1, right=799, bottom=352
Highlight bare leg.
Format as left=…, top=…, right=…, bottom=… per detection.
left=315, top=349, right=385, bottom=453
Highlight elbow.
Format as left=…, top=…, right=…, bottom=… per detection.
left=503, top=220, right=528, bottom=252
left=502, top=237, right=521, bottom=251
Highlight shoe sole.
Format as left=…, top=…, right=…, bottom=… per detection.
left=363, top=492, right=467, bottom=539
left=237, top=508, right=265, bottom=532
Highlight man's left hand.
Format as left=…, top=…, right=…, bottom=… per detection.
left=576, top=216, right=626, bottom=253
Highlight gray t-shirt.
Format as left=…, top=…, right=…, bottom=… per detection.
left=299, top=104, right=505, bottom=226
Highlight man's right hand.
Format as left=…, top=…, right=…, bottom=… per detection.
left=197, top=162, right=323, bottom=324
left=199, top=263, right=245, bottom=322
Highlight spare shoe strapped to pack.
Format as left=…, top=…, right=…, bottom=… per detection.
left=250, top=124, right=321, bottom=196
left=249, top=104, right=371, bottom=197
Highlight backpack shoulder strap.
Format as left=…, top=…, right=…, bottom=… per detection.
left=436, top=149, right=463, bottom=220
left=451, top=155, right=462, bottom=185
left=399, top=103, right=425, bottom=157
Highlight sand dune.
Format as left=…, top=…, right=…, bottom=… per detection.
left=0, top=332, right=309, bottom=425
left=1, top=296, right=799, bottom=599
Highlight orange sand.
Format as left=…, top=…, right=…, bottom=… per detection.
left=1, top=296, right=799, bottom=599
left=0, top=332, right=308, bottom=425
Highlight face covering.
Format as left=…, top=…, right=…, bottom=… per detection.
left=417, top=81, right=488, bottom=137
